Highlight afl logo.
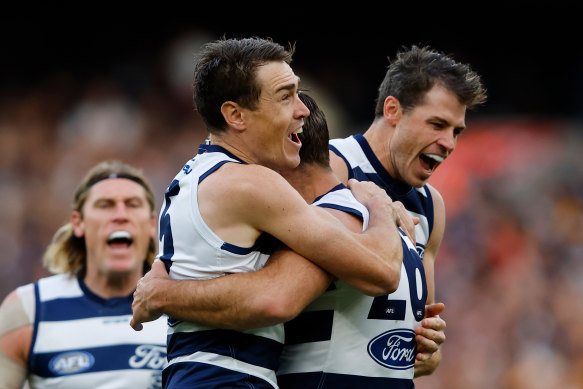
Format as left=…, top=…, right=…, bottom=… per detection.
left=49, top=351, right=95, bottom=375
left=367, top=329, right=417, bottom=370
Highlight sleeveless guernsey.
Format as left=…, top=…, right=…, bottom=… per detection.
left=158, top=144, right=281, bottom=389
left=329, top=133, right=434, bottom=258
left=25, top=274, right=166, bottom=389
left=277, top=157, right=428, bottom=389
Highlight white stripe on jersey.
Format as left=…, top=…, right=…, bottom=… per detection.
left=167, top=351, right=278, bottom=389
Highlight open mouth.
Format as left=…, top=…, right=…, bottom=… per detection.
left=107, top=230, right=133, bottom=249
left=289, top=127, right=303, bottom=144
left=419, top=153, right=444, bottom=172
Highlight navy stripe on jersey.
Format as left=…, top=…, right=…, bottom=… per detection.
left=30, top=344, right=165, bottom=377
left=278, top=372, right=414, bottom=389
left=37, top=281, right=132, bottom=321
left=367, top=299, right=406, bottom=320
left=313, top=183, right=346, bottom=202
left=199, top=161, right=235, bottom=183
left=284, top=310, right=334, bottom=345
left=164, top=361, right=275, bottom=389
left=167, top=329, right=282, bottom=372
left=314, top=203, right=364, bottom=220
left=30, top=283, right=42, bottom=369
left=220, top=233, right=280, bottom=256
left=330, top=134, right=434, bottom=237
left=328, top=144, right=354, bottom=179
left=314, top=183, right=364, bottom=220
left=352, top=134, right=412, bottom=197
left=198, top=144, right=247, bottom=163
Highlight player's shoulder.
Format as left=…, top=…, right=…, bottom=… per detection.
left=0, top=283, right=35, bottom=326
left=426, top=183, right=445, bottom=208
left=201, top=162, right=292, bottom=203
left=212, top=162, right=284, bottom=185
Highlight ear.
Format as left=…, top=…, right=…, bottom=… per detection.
left=71, top=211, right=85, bottom=238
left=221, top=101, right=246, bottom=131
left=383, top=96, right=401, bottom=127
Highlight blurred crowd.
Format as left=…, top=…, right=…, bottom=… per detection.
left=1, top=31, right=582, bottom=389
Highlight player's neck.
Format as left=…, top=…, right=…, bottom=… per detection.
left=363, top=119, right=394, bottom=173
left=281, top=164, right=339, bottom=204
left=84, top=269, right=141, bottom=299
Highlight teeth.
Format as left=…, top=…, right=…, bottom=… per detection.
left=108, top=231, right=132, bottom=241
left=425, top=154, right=444, bottom=163
left=292, top=127, right=303, bottom=134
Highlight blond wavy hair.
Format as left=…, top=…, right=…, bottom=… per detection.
left=42, top=160, right=157, bottom=276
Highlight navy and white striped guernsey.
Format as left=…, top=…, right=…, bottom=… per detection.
left=329, top=133, right=434, bottom=259
left=158, top=144, right=281, bottom=389
left=277, top=178, right=428, bottom=389
left=25, top=273, right=167, bottom=389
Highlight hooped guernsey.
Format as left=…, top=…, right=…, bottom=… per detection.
left=158, top=144, right=281, bottom=389
left=24, top=274, right=167, bottom=389
left=276, top=134, right=431, bottom=389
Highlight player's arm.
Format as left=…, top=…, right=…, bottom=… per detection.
left=236, top=165, right=403, bottom=296
left=0, top=288, right=33, bottom=388
left=422, top=184, right=446, bottom=305
left=414, top=184, right=447, bottom=377
left=131, top=198, right=366, bottom=332
left=132, top=250, right=332, bottom=331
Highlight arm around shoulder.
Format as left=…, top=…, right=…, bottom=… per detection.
left=133, top=252, right=332, bottom=331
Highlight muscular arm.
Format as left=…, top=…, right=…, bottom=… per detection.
left=414, top=185, right=447, bottom=377
left=133, top=250, right=332, bottom=331
left=131, top=196, right=365, bottom=331
left=202, top=163, right=403, bottom=296
left=0, top=289, right=33, bottom=388
left=422, top=184, right=446, bottom=305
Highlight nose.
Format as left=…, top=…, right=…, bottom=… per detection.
left=113, top=202, right=129, bottom=221
left=437, top=130, right=456, bottom=155
left=296, top=95, right=310, bottom=118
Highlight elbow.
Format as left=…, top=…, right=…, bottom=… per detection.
left=360, top=267, right=401, bottom=297
left=254, top=294, right=300, bottom=325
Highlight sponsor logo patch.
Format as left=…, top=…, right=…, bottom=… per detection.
left=367, top=329, right=416, bottom=370
left=49, top=351, right=95, bottom=375
left=129, top=345, right=167, bottom=369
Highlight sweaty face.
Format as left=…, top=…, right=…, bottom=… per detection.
left=72, top=178, right=155, bottom=280
left=243, top=61, right=309, bottom=170
left=389, top=85, right=467, bottom=188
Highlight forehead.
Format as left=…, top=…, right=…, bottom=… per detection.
left=85, top=178, right=147, bottom=202
left=417, top=84, right=467, bottom=126
left=255, top=61, right=298, bottom=94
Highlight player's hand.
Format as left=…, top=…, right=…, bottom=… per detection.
left=348, top=178, right=395, bottom=218
left=414, top=302, right=446, bottom=377
left=391, top=200, right=419, bottom=246
left=348, top=179, right=418, bottom=244
left=130, top=259, right=168, bottom=331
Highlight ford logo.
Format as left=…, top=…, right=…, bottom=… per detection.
left=367, top=329, right=416, bottom=370
left=49, top=351, right=95, bottom=375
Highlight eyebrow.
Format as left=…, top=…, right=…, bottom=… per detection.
left=275, top=76, right=300, bottom=94
left=429, top=116, right=466, bottom=131
left=92, top=195, right=145, bottom=204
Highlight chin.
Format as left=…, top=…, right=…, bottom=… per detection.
left=408, top=176, right=429, bottom=188
left=106, top=259, right=141, bottom=275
